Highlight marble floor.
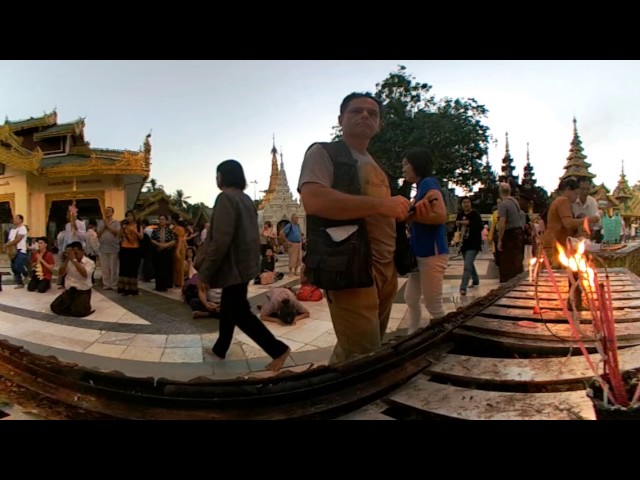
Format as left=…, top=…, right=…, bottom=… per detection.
left=0, top=251, right=501, bottom=381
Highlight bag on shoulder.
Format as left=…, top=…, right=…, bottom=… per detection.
left=302, top=141, right=374, bottom=291
left=5, top=245, right=17, bottom=260
left=296, top=284, right=323, bottom=302
left=304, top=225, right=373, bottom=290
left=394, top=221, right=417, bottom=276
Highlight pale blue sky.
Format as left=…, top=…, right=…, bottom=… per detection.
left=1, top=60, right=639, bottom=205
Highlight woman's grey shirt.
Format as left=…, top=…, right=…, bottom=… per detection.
left=198, top=190, right=260, bottom=288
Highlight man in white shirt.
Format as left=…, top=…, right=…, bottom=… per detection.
left=85, top=219, right=100, bottom=284
left=50, top=242, right=96, bottom=318
left=97, top=206, right=121, bottom=290
left=572, top=178, right=602, bottom=243
left=63, top=210, right=87, bottom=249
left=200, top=222, right=209, bottom=245
left=3, top=214, right=29, bottom=288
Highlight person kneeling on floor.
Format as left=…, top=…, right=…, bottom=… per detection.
left=50, top=242, right=95, bottom=318
left=190, top=276, right=223, bottom=319
left=258, top=287, right=310, bottom=326
left=28, top=236, right=56, bottom=293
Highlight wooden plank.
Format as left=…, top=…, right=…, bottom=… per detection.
left=533, top=278, right=635, bottom=286
left=426, top=345, right=640, bottom=385
left=462, top=316, right=640, bottom=341
left=512, top=285, right=639, bottom=293
left=481, top=306, right=640, bottom=323
left=539, top=267, right=635, bottom=278
left=504, top=291, right=640, bottom=301
left=494, top=297, right=640, bottom=310
left=335, top=401, right=395, bottom=420
left=385, top=376, right=595, bottom=420
left=452, top=329, right=640, bottom=354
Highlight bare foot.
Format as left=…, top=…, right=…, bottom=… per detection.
left=265, top=347, right=291, bottom=372
left=192, top=311, right=209, bottom=319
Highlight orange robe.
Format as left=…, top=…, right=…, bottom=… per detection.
left=172, top=225, right=186, bottom=287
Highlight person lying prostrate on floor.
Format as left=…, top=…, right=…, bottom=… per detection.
left=258, top=287, right=310, bottom=326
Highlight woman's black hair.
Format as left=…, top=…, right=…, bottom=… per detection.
left=558, top=177, right=580, bottom=191
left=278, top=298, right=296, bottom=325
left=217, top=159, right=247, bottom=190
left=403, top=147, right=436, bottom=179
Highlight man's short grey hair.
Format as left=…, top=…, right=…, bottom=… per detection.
left=499, top=183, right=511, bottom=195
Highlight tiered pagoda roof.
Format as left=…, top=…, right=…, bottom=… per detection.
left=521, top=143, right=537, bottom=190
left=0, top=110, right=151, bottom=178
left=560, top=117, right=595, bottom=181
left=497, top=132, right=519, bottom=191
left=258, top=138, right=300, bottom=212
left=612, top=160, right=633, bottom=202
left=259, top=137, right=280, bottom=209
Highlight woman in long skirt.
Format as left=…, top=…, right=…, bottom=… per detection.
left=117, top=210, right=143, bottom=296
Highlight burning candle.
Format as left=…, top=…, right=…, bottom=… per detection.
left=529, top=258, right=537, bottom=283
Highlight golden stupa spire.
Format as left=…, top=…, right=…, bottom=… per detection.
left=259, top=135, right=281, bottom=210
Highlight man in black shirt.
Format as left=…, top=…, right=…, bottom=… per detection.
left=456, top=197, right=483, bottom=296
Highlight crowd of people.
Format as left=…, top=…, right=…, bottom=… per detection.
left=3, top=91, right=639, bottom=374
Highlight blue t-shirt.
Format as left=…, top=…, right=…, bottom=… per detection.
left=409, top=177, right=449, bottom=258
left=283, top=223, right=302, bottom=243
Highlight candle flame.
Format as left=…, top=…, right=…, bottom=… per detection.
left=556, top=239, right=595, bottom=289
left=583, top=216, right=591, bottom=236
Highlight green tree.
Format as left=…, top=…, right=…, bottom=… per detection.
left=172, top=189, right=191, bottom=210
left=145, top=178, right=163, bottom=193
left=333, top=66, right=492, bottom=196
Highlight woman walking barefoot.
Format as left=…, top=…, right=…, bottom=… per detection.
left=198, top=159, right=290, bottom=371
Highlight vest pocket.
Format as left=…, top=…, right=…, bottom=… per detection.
left=303, top=228, right=373, bottom=290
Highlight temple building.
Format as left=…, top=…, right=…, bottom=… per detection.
left=560, top=117, right=596, bottom=182
left=472, top=135, right=549, bottom=215
left=594, top=161, right=640, bottom=221
left=133, top=188, right=191, bottom=223
left=558, top=119, right=640, bottom=224
left=257, top=140, right=305, bottom=235
left=497, top=132, right=520, bottom=195
left=0, top=110, right=150, bottom=242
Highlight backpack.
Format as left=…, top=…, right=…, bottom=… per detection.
left=296, top=284, right=323, bottom=302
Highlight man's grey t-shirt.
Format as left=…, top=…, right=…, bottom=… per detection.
left=498, top=197, right=523, bottom=231
left=98, top=220, right=121, bottom=254
left=297, top=143, right=395, bottom=263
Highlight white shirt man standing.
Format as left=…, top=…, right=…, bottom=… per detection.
left=97, top=206, right=121, bottom=290
left=200, top=222, right=209, bottom=245
left=63, top=211, right=87, bottom=249
left=4, top=214, right=29, bottom=288
left=572, top=178, right=602, bottom=243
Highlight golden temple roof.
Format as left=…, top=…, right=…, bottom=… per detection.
left=0, top=111, right=150, bottom=178
left=5, top=110, right=58, bottom=132
left=33, top=118, right=85, bottom=141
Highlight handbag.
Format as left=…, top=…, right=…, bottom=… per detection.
left=394, top=221, right=417, bottom=276
left=296, top=284, right=323, bottom=302
left=303, top=224, right=374, bottom=290
left=5, top=244, right=17, bottom=260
